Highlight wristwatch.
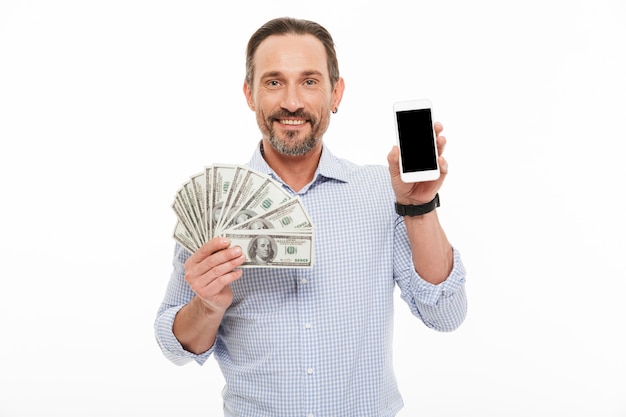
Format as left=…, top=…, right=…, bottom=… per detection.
left=395, top=193, right=440, bottom=217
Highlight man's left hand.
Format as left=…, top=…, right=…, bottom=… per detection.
left=387, top=121, right=448, bottom=205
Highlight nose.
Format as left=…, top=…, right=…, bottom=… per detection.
left=281, top=84, right=304, bottom=113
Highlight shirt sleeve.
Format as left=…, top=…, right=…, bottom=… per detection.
left=154, top=244, right=213, bottom=366
left=393, top=219, right=468, bottom=332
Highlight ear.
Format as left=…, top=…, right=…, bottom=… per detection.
left=243, top=81, right=255, bottom=111
left=331, top=77, right=345, bottom=112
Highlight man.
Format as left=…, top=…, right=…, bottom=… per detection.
left=155, top=17, right=467, bottom=417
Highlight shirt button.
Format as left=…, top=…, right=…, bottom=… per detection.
left=300, top=278, right=308, bottom=285
left=307, top=414, right=314, bottom=417
left=304, top=323, right=312, bottom=329
left=306, top=367, right=314, bottom=375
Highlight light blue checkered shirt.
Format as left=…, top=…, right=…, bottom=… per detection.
left=155, top=144, right=467, bottom=417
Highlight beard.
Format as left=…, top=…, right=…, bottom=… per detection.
left=260, top=109, right=329, bottom=157
left=267, top=129, right=318, bottom=156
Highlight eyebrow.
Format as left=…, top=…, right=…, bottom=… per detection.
left=260, top=70, right=324, bottom=79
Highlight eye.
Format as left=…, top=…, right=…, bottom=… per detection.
left=266, top=80, right=281, bottom=87
left=304, top=79, right=316, bottom=86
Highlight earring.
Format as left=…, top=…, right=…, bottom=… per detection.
left=332, top=108, right=338, bottom=114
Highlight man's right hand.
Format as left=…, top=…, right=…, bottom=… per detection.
left=184, top=237, right=247, bottom=314
left=173, top=238, right=246, bottom=354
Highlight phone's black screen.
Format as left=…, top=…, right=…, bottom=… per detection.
left=396, top=108, right=437, bottom=172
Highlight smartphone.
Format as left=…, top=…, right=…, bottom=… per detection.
left=393, top=99, right=440, bottom=183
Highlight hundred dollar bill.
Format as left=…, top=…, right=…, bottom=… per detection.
left=211, top=164, right=238, bottom=235
left=216, top=166, right=275, bottom=233
left=230, top=197, right=313, bottom=231
left=190, top=171, right=207, bottom=241
left=203, top=166, right=213, bottom=240
left=214, top=165, right=252, bottom=233
left=183, top=180, right=205, bottom=241
left=173, top=220, right=199, bottom=254
left=173, top=188, right=203, bottom=248
left=223, top=230, right=314, bottom=268
left=217, top=177, right=292, bottom=234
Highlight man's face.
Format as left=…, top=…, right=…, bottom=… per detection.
left=244, top=34, right=343, bottom=156
left=257, top=238, right=271, bottom=260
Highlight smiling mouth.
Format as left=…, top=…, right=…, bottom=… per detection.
left=278, top=119, right=306, bottom=126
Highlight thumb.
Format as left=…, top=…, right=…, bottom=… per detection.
left=387, top=146, right=400, bottom=177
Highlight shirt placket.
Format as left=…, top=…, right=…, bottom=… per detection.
left=297, top=266, right=319, bottom=417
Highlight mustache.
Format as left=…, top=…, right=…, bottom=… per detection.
left=270, top=110, right=313, bottom=121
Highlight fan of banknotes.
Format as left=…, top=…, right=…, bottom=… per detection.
left=172, top=164, right=314, bottom=268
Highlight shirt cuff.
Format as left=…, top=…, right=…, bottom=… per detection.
left=409, top=247, right=466, bottom=306
left=155, top=305, right=213, bottom=366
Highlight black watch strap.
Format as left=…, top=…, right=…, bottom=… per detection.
left=395, top=193, right=440, bottom=217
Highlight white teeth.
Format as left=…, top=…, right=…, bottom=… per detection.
left=280, top=119, right=305, bottom=125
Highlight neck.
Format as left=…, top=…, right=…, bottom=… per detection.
left=261, top=140, right=322, bottom=192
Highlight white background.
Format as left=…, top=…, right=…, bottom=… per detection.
left=1, top=1, right=625, bottom=416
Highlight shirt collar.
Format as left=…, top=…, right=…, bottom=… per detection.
left=248, top=141, right=350, bottom=187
